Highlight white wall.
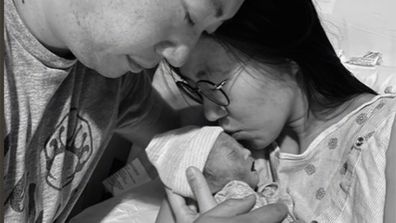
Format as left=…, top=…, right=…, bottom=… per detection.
left=314, top=0, right=396, bottom=66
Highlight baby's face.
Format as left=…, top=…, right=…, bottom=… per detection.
left=204, top=133, right=259, bottom=192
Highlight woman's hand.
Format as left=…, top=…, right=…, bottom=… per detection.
left=165, top=166, right=288, bottom=223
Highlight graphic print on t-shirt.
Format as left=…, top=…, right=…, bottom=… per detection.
left=5, top=172, right=27, bottom=212
left=43, top=108, right=94, bottom=190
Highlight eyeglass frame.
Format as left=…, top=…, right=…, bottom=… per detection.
left=165, top=61, right=231, bottom=107
left=176, top=79, right=230, bottom=106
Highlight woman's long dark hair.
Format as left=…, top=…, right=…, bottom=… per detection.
left=213, top=0, right=376, bottom=115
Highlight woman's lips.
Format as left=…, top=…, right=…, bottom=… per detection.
left=223, top=127, right=245, bottom=140
left=231, top=131, right=244, bottom=140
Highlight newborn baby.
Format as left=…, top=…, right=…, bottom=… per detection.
left=146, top=126, right=294, bottom=222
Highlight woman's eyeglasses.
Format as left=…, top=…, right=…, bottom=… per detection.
left=165, top=61, right=230, bottom=107
left=176, top=79, right=230, bottom=106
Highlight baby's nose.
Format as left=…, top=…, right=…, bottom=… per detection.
left=243, top=149, right=252, bottom=159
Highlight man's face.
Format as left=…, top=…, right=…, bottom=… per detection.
left=51, top=0, right=244, bottom=77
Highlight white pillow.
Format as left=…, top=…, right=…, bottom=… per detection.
left=345, top=64, right=396, bottom=94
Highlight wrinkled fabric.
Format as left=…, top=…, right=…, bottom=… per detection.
left=271, top=94, right=396, bottom=223
left=4, top=0, right=161, bottom=221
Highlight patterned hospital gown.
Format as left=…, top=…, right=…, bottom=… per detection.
left=271, top=94, right=396, bottom=223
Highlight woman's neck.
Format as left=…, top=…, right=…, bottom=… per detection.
left=277, top=93, right=376, bottom=154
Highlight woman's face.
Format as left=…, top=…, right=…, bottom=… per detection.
left=180, top=38, right=300, bottom=150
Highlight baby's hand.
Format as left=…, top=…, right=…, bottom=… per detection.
left=214, top=180, right=267, bottom=209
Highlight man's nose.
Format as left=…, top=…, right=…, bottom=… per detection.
left=155, top=41, right=193, bottom=67
left=203, top=98, right=227, bottom=122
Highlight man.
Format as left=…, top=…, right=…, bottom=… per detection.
left=4, top=0, right=287, bottom=221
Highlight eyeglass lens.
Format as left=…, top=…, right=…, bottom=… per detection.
left=197, top=81, right=229, bottom=106
left=176, top=82, right=203, bottom=103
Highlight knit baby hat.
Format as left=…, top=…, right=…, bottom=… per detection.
left=146, top=125, right=224, bottom=198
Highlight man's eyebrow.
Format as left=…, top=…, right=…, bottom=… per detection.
left=212, top=0, right=224, bottom=18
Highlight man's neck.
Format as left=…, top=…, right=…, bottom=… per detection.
left=14, top=0, right=70, bottom=56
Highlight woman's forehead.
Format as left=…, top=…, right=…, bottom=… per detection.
left=181, top=38, right=236, bottom=79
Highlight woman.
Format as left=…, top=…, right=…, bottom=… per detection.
left=164, top=0, right=396, bottom=222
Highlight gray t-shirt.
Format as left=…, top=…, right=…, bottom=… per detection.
left=4, top=0, right=163, bottom=222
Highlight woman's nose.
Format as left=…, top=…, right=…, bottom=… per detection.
left=155, top=41, right=193, bottom=67
left=202, top=99, right=228, bottom=122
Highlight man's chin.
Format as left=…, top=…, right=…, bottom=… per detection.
left=98, top=72, right=125, bottom=78
left=94, top=67, right=131, bottom=78
left=85, top=56, right=133, bottom=78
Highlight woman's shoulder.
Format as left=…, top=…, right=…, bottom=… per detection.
left=315, top=94, right=396, bottom=153
left=341, top=93, right=396, bottom=126
left=358, top=94, right=396, bottom=124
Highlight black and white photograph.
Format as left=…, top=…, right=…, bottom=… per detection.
left=3, top=0, right=396, bottom=222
